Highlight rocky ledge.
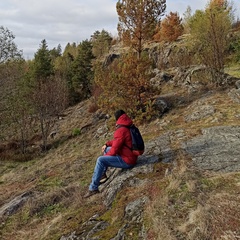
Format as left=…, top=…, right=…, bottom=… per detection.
left=60, top=124, right=240, bottom=240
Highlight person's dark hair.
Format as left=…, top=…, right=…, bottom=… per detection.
left=114, top=110, right=125, bottom=121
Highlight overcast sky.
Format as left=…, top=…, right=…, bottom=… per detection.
left=1, top=0, right=240, bottom=59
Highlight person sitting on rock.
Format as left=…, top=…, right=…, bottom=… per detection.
left=83, top=110, right=138, bottom=198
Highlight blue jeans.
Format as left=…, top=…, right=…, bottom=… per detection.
left=89, top=147, right=134, bottom=191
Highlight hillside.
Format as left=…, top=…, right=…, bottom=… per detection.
left=0, top=63, right=240, bottom=240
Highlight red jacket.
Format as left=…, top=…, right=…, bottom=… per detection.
left=105, top=113, right=138, bottom=165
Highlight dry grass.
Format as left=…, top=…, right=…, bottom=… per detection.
left=1, top=73, right=240, bottom=239
left=0, top=100, right=108, bottom=240
left=145, top=150, right=240, bottom=240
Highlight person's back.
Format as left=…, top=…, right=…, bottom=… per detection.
left=83, top=110, right=138, bottom=198
left=105, top=112, right=138, bottom=165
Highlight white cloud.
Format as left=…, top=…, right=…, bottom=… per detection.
left=166, top=0, right=208, bottom=16
left=0, top=0, right=239, bottom=59
left=0, top=0, right=118, bottom=58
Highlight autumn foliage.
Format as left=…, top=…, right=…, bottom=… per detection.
left=94, top=52, right=155, bottom=119
left=154, top=11, right=184, bottom=42
left=208, top=0, right=229, bottom=9
left=117, top=0, right=166, bottom=58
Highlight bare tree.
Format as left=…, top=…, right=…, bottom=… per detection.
left=29, top=40, right=68, bottom=150
left=0, top=26, right=22, bottom=63
left=0, top=60, right=28, bottom=144
left=30, top=75, right=68, bottom=151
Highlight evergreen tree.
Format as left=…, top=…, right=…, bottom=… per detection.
left=32, top=39, right=54, bottom=80
left=91, top=30, right=113, bottom=58
left=50, top=44, right=62, bottom=61
left=63, top=42, right=78, bottom=59
left=95, top=52, right=155, bottom=119
left=28, top=39, right=68, bottom=150
left=116, top=0, right=166, bottom=58
left=154, top=12, right=184, bottom=42
left=70, top=40, right=95, bottom=103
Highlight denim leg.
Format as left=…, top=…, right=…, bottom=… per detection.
left=101, top=147, right=111, bottom=174
left=89, top=154, right=134, bottom=191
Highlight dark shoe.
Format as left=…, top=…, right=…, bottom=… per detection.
left=99, top=173, right=108, bottom=184
left=83, top=189, right=100, bottom=198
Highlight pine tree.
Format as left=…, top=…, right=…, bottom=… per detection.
left=116, top=0, right=166, bottom=58
left=91, top=30, right=113, bottom=58
left=95, top=52, right=155, bottom=118
left=32, top=39, right=54, bottom=80
left=154, top=12, right=184, bottom=42
left=28, top=39, right=68, bottom=150
left=70, top=40, right=95, bottom=103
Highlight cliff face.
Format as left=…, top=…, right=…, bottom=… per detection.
left=1, top=45, right=240, bottom=240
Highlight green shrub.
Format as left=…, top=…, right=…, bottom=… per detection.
left=72, top=128, right=81, bottom=136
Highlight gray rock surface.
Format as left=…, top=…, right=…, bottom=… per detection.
left=0, top=191, right=33, bottom=219
left=185, top=105, right=215, bottom=122
left=125, top=196, right=149, bottom=221
left=102, top=155, right=159, bottom=208
left=228, top=88, right=240, bottom=103
left=183, top=126, right=240, bottom=172
left=61, top=124, right=240, bottom=239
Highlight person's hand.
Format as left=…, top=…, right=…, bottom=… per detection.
left=101, top=144, right=107, bottom=153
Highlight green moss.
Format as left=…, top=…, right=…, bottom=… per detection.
left=225, top=65, right=240, bottom=78
left=97, top=189, right=141, bottom=239
left=37, top=176, right=64, bottom=190
left=200, top=174, right=240, bottom=194
left=36, top=203, right=64, bottom=217
left=72, top=128, right=81, bottom=136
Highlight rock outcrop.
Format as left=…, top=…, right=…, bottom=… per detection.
left=183, top=126, right=240, bottom=172
left=61, top=123, right=240, bottom=239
